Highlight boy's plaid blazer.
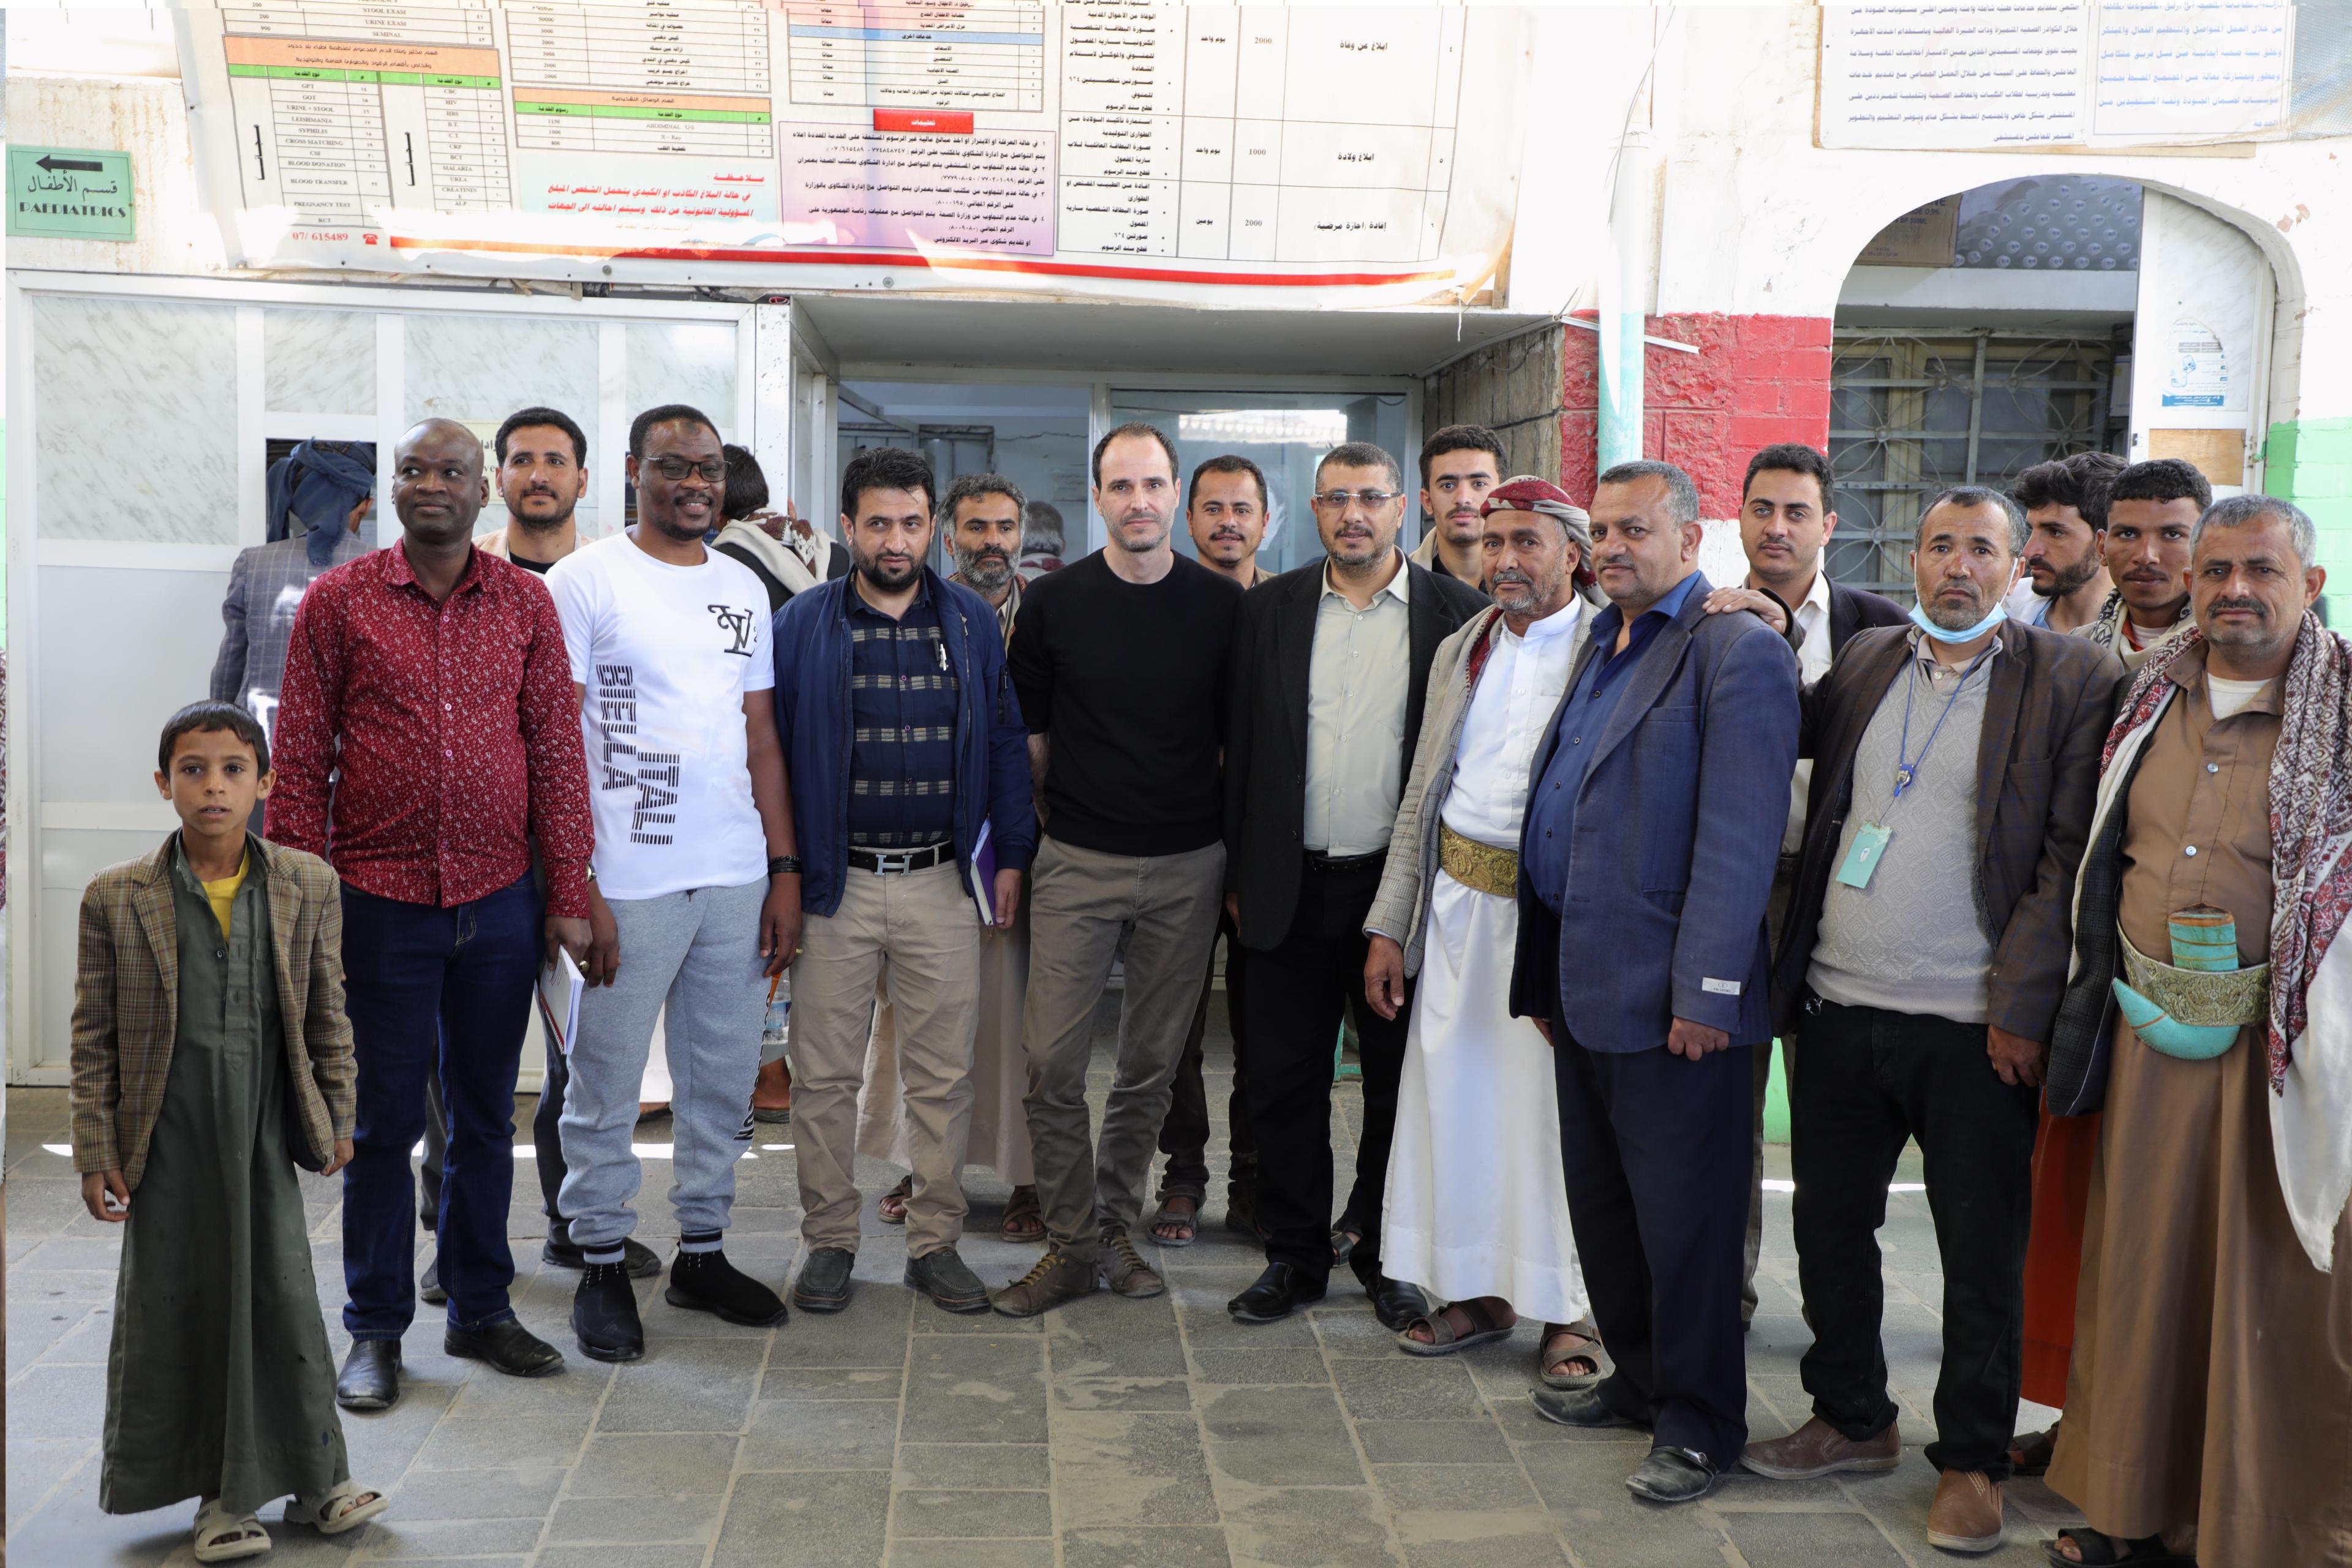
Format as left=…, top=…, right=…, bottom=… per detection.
left=70, top=833, right=356, bottom=1187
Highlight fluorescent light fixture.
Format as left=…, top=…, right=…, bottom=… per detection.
left=1177, top=409, right=1349, bottom=447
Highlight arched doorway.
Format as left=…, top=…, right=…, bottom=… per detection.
left=1825, top=175, right=2274, bottom=603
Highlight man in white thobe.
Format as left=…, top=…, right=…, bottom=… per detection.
left=1364, top=477, right=1602, bottom=1380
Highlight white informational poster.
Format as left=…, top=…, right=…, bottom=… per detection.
left=176, top=2, right=1529, bottom=304
left=1819, top=1, right=2293, bottom=150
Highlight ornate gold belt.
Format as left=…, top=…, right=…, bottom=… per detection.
left=2119, top=927, right=2269, bottom=1029
left=1439, top=822, right=1518, bottom=898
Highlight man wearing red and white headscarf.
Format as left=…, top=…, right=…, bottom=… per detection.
left=1364, top=478, right=1607, bottom=1380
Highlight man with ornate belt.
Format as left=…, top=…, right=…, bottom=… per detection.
left=2042, top=495, right=2352, bottom=1568
left=1365, top=477, right=1603, bottom=1386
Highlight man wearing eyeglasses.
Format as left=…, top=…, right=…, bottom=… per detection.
left=1222, top=442, right=1488, bottom=1324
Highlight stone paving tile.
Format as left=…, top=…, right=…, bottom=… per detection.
left=5, top=1058, right=2084, bottom=1568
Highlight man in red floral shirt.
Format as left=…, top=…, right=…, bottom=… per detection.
left=272, top=417, right=595, bottom=1411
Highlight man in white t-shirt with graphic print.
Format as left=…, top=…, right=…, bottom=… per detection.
left=548, top=403, right=805, bottom=1363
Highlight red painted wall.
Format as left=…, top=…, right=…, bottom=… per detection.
left=1558, top=312, right=1833, bottom=516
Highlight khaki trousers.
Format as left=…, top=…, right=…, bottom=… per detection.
left=788, top=862, right=981, bottom=1257
left=1021, top=836, right=1225, bottom=1263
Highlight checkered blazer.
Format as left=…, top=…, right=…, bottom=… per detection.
left=70, top=834, right=356, bottom=1187
left=209, top=530, right=369, bottom=729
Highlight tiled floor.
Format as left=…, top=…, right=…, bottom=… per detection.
left=6, top=1006, right=2079, bottom=1567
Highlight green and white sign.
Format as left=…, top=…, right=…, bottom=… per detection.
left=8, top=146, right=135, bottom=241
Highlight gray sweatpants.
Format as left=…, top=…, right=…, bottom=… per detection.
left=558, top=878, right=770, bottom=1250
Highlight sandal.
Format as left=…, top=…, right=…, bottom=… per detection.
left=2010, top=1420, right=2059, bottom=1478
left=1150, top=1193, right=1200, bottom=1247
left=2041, top=1528, right=2195, bottom=1567
left=876, top=1175, right=911, bottom=1226
left=193, top=1500, right=271, bottom=1562
left=1537, top=1321, right=1605, bottom=1389
left=1397, top=1298, right=1516, bottom=1357
left=1000, top=1185, right=1044, bottom=1242
left=294, top=1480, right=389, bottom=1537
left=1330, top=1210, right=1361, bottom=1267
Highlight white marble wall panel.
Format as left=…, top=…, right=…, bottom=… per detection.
left=625, top=322, right=740, bottom=439
left=264, top=307, right=377, bottom=415
left=405, top=312, right=604, bottom=542
left=39, top=564, right=233, bottom=802
left=33, top=295, right=238, bottom=543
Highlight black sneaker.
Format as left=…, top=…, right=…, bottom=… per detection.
left=571, top=1261, right=645, bottom=1362
left=543, top=1232, right=662, bottom=1278
left=666, top=1250, right=788, bottom=1327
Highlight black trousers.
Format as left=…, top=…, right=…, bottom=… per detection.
left=1555, top=1031, right=1754, bottom=1470
left=423, top=1040, right=570, bottom=1240
left=1243, top=854, right=1408, bottom=1286
left=1158, top=913, right=1256, bottom=1202
left=1790, top=998, right=2039, bottom=1479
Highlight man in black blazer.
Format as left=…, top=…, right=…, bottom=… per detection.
left=1223, top=441, right=1488, bottom=1324
left=1703, top=442, right=1909, bottom=1328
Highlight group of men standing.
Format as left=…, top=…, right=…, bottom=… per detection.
left=210, top=394, right=2348, bottom=1566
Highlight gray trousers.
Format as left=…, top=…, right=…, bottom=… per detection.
left=557, top=878, right=770, bottom=1250
left=1020, top=836, right=1225, bottom=1264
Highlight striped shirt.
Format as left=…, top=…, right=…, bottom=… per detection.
left=846, top=581, right=959, bottom=848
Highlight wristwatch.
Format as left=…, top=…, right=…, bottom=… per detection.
left=769, top=855, right=803, bottom=877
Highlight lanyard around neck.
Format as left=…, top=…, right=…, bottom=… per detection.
left=1893, top=644, right=1996, bottom=802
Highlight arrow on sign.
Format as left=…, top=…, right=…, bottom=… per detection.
left=34, top=155, right=106, bottom=173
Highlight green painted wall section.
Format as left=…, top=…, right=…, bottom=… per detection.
left=2268, top=416, right=2352, bottom=625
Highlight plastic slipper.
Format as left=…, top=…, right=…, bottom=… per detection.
left=876, top=1175, right=911, bottom=1226
left=2041, top=1528, right=2195, bottom=1567
left=295, top=1480, right=390, bottom=1537
left=1537, top=1321, right=1605, bottom=1390
left=1397, top=1298, right=1515, bottom=1357
left=192, top=1499, right=271, bottom=1562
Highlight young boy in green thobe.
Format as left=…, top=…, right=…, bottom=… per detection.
left=71, top=701, right=388, bottom=1561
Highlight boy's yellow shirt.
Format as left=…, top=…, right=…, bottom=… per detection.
left=201, top=854, right=250, bottom=941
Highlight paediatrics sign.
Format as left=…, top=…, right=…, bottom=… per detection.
left=7, top=146, right=135, bottom=241
left=176, top=2, right=1528, bottom=306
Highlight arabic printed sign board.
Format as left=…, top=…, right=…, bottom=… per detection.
left=172, top=2, right=1527, bottom=306
left=8, top=146, right=135, bottom=241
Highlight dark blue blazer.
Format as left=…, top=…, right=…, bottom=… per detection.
left=1507, top=573, right=1800, bottom=1048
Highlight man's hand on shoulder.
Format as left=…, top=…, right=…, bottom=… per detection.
left=1700, top=586, right=1788, bottom=636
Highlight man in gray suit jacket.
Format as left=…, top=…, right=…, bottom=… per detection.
left=1508, top=460, right=1800, bottom=1504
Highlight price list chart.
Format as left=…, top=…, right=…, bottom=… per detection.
left=506, top=4, right=776, bottom=157
left=221, top=2, right=512, bottom=224
left=784, top=2, right=1049, bottom=112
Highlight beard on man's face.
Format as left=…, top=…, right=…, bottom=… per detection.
left=957, top=546, right=1014, bottom=590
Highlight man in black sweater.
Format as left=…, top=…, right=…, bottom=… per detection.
left=994, top=423, right=1243, bottom=1316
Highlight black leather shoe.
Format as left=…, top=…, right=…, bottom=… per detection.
left=543, top=1232, right=662, bottom=1278
left=905, top=1248, right=992, bottom=1314
left=1366, top=1273, right=1431, bottom=1332
left=791, top=1246, right=856, bottom=1314
left=1229, top=1262, right=1325, bottom=1324
left=571, top=1262, right=645, bottom=1362
left=336, top=1340, right=401, bottom=1412
left=447, top=1315, right=565, bottom=1378
left=1529, top=1385, right=1643, bottom=1430
left=1627, top=1446, right=1721, bottom=1504
left=667, top=1250, right=788, bottom=1327
left=419, top=1254, right=447, bottom=1306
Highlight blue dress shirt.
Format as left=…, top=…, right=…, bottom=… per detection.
left=1524, top=571, right=1702, bottom=913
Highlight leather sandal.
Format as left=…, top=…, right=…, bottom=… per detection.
left=999, top=1185, right=1044, bottom=1242
left=1537, top=1321, right=1605, bottom=1389
left=1397, top=1297, right=1515, bottom=1356
left=2042, top=1528, right=2195, bottom=1566
left=1148, top=1193, right=1199, bottom=1246
left=876, top=1175, right=911, bottom=1226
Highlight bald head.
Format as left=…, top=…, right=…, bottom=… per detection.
left=391, top=417, right=489, bottom=545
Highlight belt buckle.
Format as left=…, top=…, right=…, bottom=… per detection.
left=870, top=849, right=916, bottom=876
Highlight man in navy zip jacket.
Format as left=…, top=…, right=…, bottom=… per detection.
left=771, top=447, right=1036, bottom=1316
left=1509, top=460, right=1800, bottom=1505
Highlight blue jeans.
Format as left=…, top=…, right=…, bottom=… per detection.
left=339, top=872, right=539, bottom=1339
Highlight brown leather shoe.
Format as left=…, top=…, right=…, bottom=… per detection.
left=1102, top=1227, right=1165, bottom=1298
left=990, top=1248, right=1099, bottom=1318
left=1925, top=1469, right=2004, bottom=1554
left=1740, top=1415, right=1902, bottom=1479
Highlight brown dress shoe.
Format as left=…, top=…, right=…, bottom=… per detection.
left=1925, top=1469, right=2003, bottom=1554
left=1102, top=1227, right=1165, bottom=1298
left=1740, top=1415, right=1902, bottom=1479
left=990, top=1248, right=1099, bottom=1318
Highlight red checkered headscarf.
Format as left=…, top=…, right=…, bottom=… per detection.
left=1481, top=475, right=1597, bottom=592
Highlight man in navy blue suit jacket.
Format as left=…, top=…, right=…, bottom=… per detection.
left=1507, top=460, right=1800, bottom=1504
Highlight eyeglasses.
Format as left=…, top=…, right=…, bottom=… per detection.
left=1311, top=489, right=1402, bottom=510
left=648, top=456, right=726, bottom=482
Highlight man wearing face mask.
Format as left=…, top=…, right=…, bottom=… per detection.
left=859, top=472, right=1044, bottom=1246
left=1743, top=488, right=2119, bottom=1553
left=548, top=404, right=805, bottom=1361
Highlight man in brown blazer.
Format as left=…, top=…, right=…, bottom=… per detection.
left=1739, top=488, right=2122, bottom=1553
